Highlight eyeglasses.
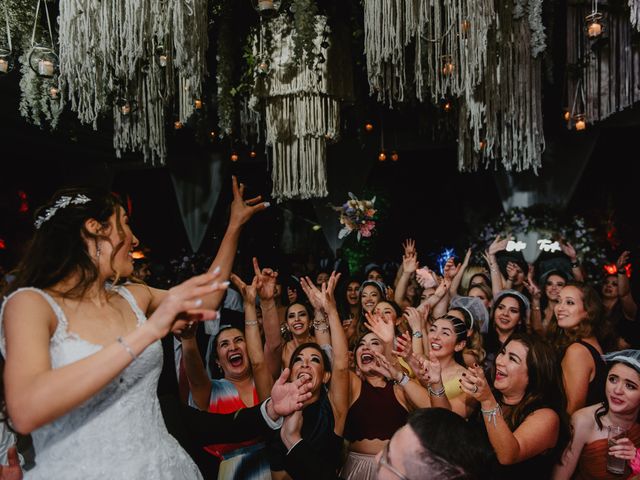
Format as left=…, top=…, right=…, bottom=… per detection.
left=377, top=442, right=409, bottom=480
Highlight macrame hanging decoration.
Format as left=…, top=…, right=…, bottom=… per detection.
left=18, top=0, right=64, bottom=129
left=58, top=0, right=208, bottom=164
left=630, top=0, right=640, bottom=30
left=252, top=14, right=352, bottom=201
left=457, top=0, right=545, bottom=173
left=565, top=3, right=640, bottom=127
left=363, top=0, right=494, bottom=105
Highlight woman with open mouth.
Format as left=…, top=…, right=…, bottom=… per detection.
left=553, top=349, right=640, bottom=479
left=281, top=301, right=327, bottom=370
left=269, top=272, right=350, bottom=480
left=460, top=332, right=570, bottom=479
left=483, top=290, right=529, bottom=372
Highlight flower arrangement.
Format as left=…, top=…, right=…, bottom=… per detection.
left=471, top=206, right=608, bottom=282
left=336, top=192, right=376, bottom=241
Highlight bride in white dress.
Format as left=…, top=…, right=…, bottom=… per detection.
left=0, top=179, right=284, bottom=479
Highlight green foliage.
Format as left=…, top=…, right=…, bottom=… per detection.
left=292, top=0, right=319, bottom=69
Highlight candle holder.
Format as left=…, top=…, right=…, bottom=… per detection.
left=573, top=113, right=587, bottom=131
left=585, top=12, right=603, bottom=38
left=0, top=48, right=14, bottom=75
left=156, top=45, right=168, bottom=67
left=194, top=99, right=203, bottom=110
left=441, top=55, right=455, bottom=76
left=257, top=60, right=270, bottom=75
left=28, top=45, right=59, bottom=78
left=116, top=98, right=137, bottom=117
left=252, top=0, right=281, bottom=16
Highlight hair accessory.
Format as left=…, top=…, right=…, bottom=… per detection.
left=34, top=194, right=91, bottom=229
left=492, top=289, right=531, bottom=319
left=450, top=296, right=489, bottom=333
left=602, top=349, right=640, bottom=373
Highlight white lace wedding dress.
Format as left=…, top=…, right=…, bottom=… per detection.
left=0, top=286, right=203, bottom=480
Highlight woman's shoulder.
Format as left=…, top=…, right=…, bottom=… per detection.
left=571, top=404, right=599, bottom=427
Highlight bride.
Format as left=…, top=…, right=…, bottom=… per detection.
left=0, top=180, right=307, bottom=479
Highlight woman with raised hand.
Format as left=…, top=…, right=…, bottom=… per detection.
left=394, top=239, right=422, bottom=311
left=601, top=251, right=638, bottom=350
left=461, top=333, right=570, bottom=479
left=269, top=272, right=350, bottom=480
left=340, top=308, right=429, bottom=479
left=0, top=179, right=272, bottom=479
left=553, top=349, right=640, bottom=479
left=551, top=282, right=607, bottom=414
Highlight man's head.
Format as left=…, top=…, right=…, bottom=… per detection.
left=376, top=408, right=492, bottom=480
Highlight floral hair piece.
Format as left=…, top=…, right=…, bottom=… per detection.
left=34, top=194, right=91, bottom=230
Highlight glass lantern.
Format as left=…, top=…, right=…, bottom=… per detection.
left=116, top=98, right=137, bottom=117
left=585, top=12, right=603, bottom=38
left=156, top=45, right=168, bottom=68
left=0, top=48, right=15, bottom=75
left=28, top=45, right=59, bottom=78
left=573, top=113, right=587, bottom=131
left=251, top=0, right=281, bottom=16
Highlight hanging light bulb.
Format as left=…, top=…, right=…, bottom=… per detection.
left=156, top=46, right=168, bottom=67
left=209, top=130, right=216, bottom=140
left=563, top=109, right=571, bottom=122
left=194, top=99, right=203, bottom=110
left=250, top=150, right=257, bottom=158
left=461, top=20, right=471, bottom=34
left=479, top=140, right=487, bottom=151
left=174, top=121, right=183, bottom=130
left=230, top=152, right=239, bottom=162
left=378, top=151, right=387, bottom=162
left=364, top=123, right=374, bottom=132
left=586, top=12, right=603, bottom=38
left=391, top=151, right=399, bottom=162
left=573, top=114, right=587, bottom=131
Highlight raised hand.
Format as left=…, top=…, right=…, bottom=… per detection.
left=230, top=272, right=258, bottom=305
left=523, top=266, right=541, bottom=300
left=462, top=248, right=472, bottom=267
left=443, top=258, right=459, bottom=280
left=270, top=368, right=313, bottom=417
left=487, top=234, right=509, bottom=256
left=369, top=351, right=403, bottom=381
left=320, top=271, right=341, bottom=312
left=560, top=240, right=578, bottom=262
left=392, top=331, right=414, bottom=360
left=403, top=307, right=423, bottom=333
left=229, top=176, right=269, bottom=228
left=153, top=270, right=226, bottom=339
left=364, top=311, right=395, bottom=344
left=506, top=261, right=520, bottom=282
left=402, top=238, right=416, bottom=257
left=252, top=257, right=278, bottom=302
left=402, top=251, right=419, bottom=274
left=616, top=250, right=631, bottom=271
left=299, top=276, right=324, bottom=311
left=433, top=278, right=450, bottom=299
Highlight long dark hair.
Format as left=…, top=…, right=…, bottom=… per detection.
left=499, top=333, right=570, bottom=462
left=2, top=187, right=125, bottom=299
left=289, top=342, right=332, bottom=374
left=484, top=292, right=528, bottom=356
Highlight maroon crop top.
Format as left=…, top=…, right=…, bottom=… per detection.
left=343, top=379, right=408, bottom=442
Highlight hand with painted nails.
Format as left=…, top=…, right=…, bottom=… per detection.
left=252, top=257, right=278, bottom=302
left=459, top=364, right=493, bottom=403
left=364, top=311, right=395, bottom=345
left=417, top=351, right=442, bottom=386
left=228, top=175, right=269, bottom=228
left=230, top=272, right=258, bottom=305
left=269, top=368, right=313, bottom=418
left=152, top=270, right=225, bottom=340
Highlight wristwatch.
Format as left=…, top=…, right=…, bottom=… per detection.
left=412, top=330, right=423, bottom=338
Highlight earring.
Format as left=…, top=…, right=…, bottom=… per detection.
left=96, top=245, right=101, bottom=260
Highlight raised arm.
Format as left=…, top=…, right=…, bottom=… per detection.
left=231, top=272, right=273, bottom=401
left=461, top=365, right=559, bottom=464
left=523, top=267, right=543, bottom=335
left=180, top=324, right=212, bottom=410
left=484, top=235, right=509, bottom=298
left=560, top=241, right=585, bottom=283
left=299, top=276, right=331, bottom=347
left=146, top=176, right=268, bottom=316
left=252, top=258, right=284, bottom=379
left=3, top=271, right=223, bottom=434
left=395, top=241, right=419, bottom=310
left=449, top=248, right=471, bottom=297
left=616, top=251, right=637, bottom=320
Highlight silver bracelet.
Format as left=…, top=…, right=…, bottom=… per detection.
left=394, top=373, right=410, bottom=386
left=480, top=403, right=502, bottom=427
left=245, top=320, right=259, bottom=326
left=428, top=384, right=446, bottom=397
left=117, top=336, right=137, bottom=361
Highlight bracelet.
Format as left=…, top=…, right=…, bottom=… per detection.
left=571, top=260, right=580, bottom=268
left=480, top=403, right=502, bottom=427
left=412, top=330, right=423, bottom=338
left=245, top=320, right=259, bottom=326
left=394, top=373, right=410, bottom=386
left=117, top=336, right=137, bottom=361
left=428, top=384, right=445, bottom=397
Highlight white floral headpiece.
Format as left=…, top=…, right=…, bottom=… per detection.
left=34, top=194, right=91, bottom=230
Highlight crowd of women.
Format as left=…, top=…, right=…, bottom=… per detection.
left=0, top=180, right=639, bottom=480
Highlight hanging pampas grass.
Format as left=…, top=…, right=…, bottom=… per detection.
left=631, top=0, right=640, bottom=30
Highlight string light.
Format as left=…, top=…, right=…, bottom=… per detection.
left=441, top=55, right=455, bottom=76
left=378, top=151, right=387, bottom=162
left=230, top=152, right=239, bottom=162
left=250, top=151, right=257, bottom=158
left=194, top=99, right=203, bottom=109
left=391, top=151, right=399, bottom=162
left=174, top=121, right=183, bottom=130
left=365, top=123, right=374, bottom=132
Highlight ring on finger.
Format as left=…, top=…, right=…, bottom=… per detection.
left=472, top=384, right=479, bottom=394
